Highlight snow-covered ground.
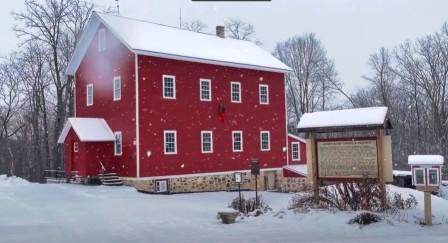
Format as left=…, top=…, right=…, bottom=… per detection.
left=0, top=176, right=447, bottom=243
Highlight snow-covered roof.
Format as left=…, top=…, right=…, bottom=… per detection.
left=283, top=164, right=307, bottom=176
left=408, top=155, right=444, bottom=165
left=393, top=170, right=412, bottom=176
left=66, top=12, right=291, bottom=75
left=288, top=133, right=307, bottom=143
left=297, top=107, right=390, bottom=132
left=57, top=118, right=115, bottom=143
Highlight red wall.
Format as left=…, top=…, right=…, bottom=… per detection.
left=75, top=25, right=136, bottom=177
left=288, top=135, right=307, bottom=165
left=137, top=56, right=287, bottom=177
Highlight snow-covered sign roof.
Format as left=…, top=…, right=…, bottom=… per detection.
left=66, top=12, right=291, bottom=75
left=297, top=107, right=390, bottom=132
left=57, top=118, right=115, bottom=143
left=408, top=155, right=444, bottom=165
left=283, top=164, right=307, bottom=176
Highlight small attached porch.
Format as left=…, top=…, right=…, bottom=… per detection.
left=57, top=118, right=122, bottom=185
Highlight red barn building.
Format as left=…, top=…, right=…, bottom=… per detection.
left=58, top=12, right=307, bottom=193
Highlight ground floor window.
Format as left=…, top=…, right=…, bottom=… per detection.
left=232, top=131, right=243, bottom=152
left=114, top=132, right=122, bottom=156
left=291, top=142, right=300, bottom=161
left=164, top=130, right=177, bottom=154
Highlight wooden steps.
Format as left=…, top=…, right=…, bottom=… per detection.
left=98, top=172, right=123, bottom=186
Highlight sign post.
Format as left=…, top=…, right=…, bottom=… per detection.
left=234, top=172, right=242, bottom=211
left=251, top=159, right=260, bottom=209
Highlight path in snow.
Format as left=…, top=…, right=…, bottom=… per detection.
left=0, top=177, right=447, bottom=243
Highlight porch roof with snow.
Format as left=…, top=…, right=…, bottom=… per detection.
left=57, top=118, right=115, bottom=143
left=66, top=12, right=291, bottom=76
left=283, top=164, right=307, bottom=177
left=297, top=107, right=392, bottom=133
left=408, top=155, right=444, bottom=165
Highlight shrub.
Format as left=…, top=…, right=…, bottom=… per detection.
left=348, top=212, right=382, bottom=225
left=229, top=194, right=272, bottom=216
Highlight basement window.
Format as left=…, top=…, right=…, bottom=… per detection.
left=291, top=142, right=300, bottom=161
left=155, top=180, right=168, bottom=193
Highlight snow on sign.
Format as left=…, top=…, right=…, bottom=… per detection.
left=317, top=139, right=378, bottom=178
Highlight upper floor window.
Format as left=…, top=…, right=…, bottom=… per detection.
left=114, top=132, right=122, bottom=156
left=113, top=76, right=121, bottom=101
left=86, top=84, right=93, bottom=106
left=200, top=79, right=211, bottom=101
left=259, top=84, right=269, bottom=104
left=291, top=142, right=300, bottom=161
left=163, top=75, right=176, bottom=99
left=260, top=131, right=270, bottom=151
left=232, top=131, right=243, bottom=152
left=201, top=131, right=213, bottom=153
left=230, top=82, right=241, bottom=103
left=164, top=130, right=177, bottom=155
left=73, top=142, right=79, bottom=153
left=98, top=28, right=106, bottom=52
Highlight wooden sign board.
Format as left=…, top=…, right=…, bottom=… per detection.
left=316, top=138, right=379, bottom=179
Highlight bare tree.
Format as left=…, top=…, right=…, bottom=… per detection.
left=182, top=20, right=207, bottom=33
left=225, top=18, right=255, bottom=41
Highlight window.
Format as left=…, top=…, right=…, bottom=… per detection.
left=230, top=82, right=241, bottom=103
left=232, top=131, right=243, bottom=152
left=259, top=84, right=269, bottom=104
left=73, top=142, right=79, bottom=153
left=164, top=130, right=177, bottom=154
left=114, top=132, right=122, bottom=156
left=155, top=180, right=168, bottom=193
left=163, top=75, right=176, bottom=99
left=291, top=142, right=300, bottom=161
left=414, top=168, right=425, bottom=186
left=201, top=131, right=213, bottom=153
left=200, top=79, right=211, bottom=101
left=427, top=168, right=439, bottom=186
left=86, top=84, right=93, bottom=106
left=260, top=131, right=270, bottom=151
left=98, top=28, right=106, bottom=52
left=113, top=76, right=121, bottom=101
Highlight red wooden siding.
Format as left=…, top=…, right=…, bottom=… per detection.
left=75, top=24, right=137, bottom=177
left=137, top=56, right=287, bottom=177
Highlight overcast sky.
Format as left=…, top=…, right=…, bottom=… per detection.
left=1, top=0, right=448, bottom=91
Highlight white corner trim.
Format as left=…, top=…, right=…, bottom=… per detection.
left=135, top=54, right=140, bottom=178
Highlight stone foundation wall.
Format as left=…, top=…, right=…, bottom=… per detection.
left=122, top=170, right=308, bottom=193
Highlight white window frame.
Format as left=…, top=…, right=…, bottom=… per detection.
left=199, top=79, right=212, bottom=101
left=259, top=84, right=269, bottom=105
left=291, top=142, right=300, bottom=161
left=260, top=131, right=270, bottom=151
left=113, top=76, right=121, bottom=101
left=232, top=131, right=243, bottom=152
left=98, top=28, right=106, bottom=52
left=162, top=75, right=176, bottom=99
left=155, top=180, right=168, bottom=193
left=86, top=83, right=93, bottom=106
left=114, top=131, right=122, bottom=156
left=230, top=81, right=241, bottom=103
left=413, top=168, right=426, bottom=186
left=164, top=130, right=177, bottom=155
left=73, top=142, right=79, bottom=153
left=427, top=168, right=440, bottom=186
left=201, top=131, right=213, bottom=153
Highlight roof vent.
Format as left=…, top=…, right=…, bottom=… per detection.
left=216, top=25, right=225, bottom=38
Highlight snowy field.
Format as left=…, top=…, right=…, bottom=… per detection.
left=0, top=175, right=447, bottom=243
